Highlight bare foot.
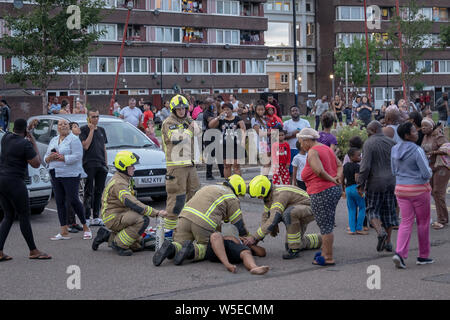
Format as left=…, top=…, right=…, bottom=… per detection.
left=250, top=266, right=270, bottom=275
left=226, top=264, right=237, bottom=273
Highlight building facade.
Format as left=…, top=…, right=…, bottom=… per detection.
left=264, top=0, right=316, bottom=94
left=0, top=0, right=269, bottom=101
left=316, top=0, right=450, bottom=109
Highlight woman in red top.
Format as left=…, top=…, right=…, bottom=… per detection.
left=299, top=128, right=343, bottom=266
left=271, top=130, right=291, bottom=185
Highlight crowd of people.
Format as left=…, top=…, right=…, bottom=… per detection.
left=0, top=91, right=449, bottom=274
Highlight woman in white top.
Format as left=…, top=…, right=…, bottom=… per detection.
left=44, top=119, right=91, bottom=241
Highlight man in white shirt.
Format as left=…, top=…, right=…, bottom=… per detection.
left=120, top=98, right=143, bottom=127
left=283, top=105, right=310, bottom=183
left=229, top=94, right=239, bottom=116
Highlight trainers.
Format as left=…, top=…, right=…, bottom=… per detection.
left=282, top=249, right=301, bottom=260
left=152, top=239, right=176, bottom=266
left=111, top=241, right=133, bottom=256
left=92, top=227, right=111, bottom=251
left=73, top=224, right=84, bottom=231
left=174, top=240, right=195, bottom=265
left=377, top=231, right=388, bottom=252
left=384, top=242, right=393, bottom=252
left=416, top=257, right=434, bottom=265
left=392, top=253, right=406, bottom=269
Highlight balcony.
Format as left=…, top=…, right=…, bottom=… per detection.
left=118, top=24, right=145, bottom=42
left=181, top=0, right=205, bottom=13
left=182, top=27, right=206, bottom=43
left=240, top=30, right=263, bottom=45
left=241, top=2, right=264, bottom=17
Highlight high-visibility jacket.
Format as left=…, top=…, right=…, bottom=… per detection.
left=253, top=185, right=311, bottom=241
left=101, top=171, right=159, bottom=223
left=179, top=185, right=249, bottom=236
left=161, top=113, right=196, bottom=168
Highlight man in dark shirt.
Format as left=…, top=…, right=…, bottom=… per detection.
left=436, top=93, right=448, bottom=126
left=0, top=119, right=51, bottom=261
left=79, top=110, right=108, bottom=226
left=267, top=94, right=282, bottom=118
left=358, top=121, right=397, bottom=253
left=203, top=97, right=224, bottom=180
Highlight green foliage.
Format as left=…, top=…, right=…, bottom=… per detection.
left=334, top=38, right=381, bottom=88
left=440, top=25, right=450, bottom=48
left=414, top=81, right=425, bottom=91
left=336, top=124, right=368, bottom=160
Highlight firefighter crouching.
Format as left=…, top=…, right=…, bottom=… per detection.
left=92, top=151, right=167, bottom=256
left=244, top=175, right=322, bottom=259
left=153, top=174, right=249, bottom=266
left=161, top=94, right=201, bottom=240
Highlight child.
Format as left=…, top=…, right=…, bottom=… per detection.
left=291, top=140, right=307, bottom=190
left=343, top=136, right=364, bottom=165
left=145, top=119, right=160, bottom=148
left=265, top=103, right=283, bottom=129
left=343, top=148, right=368, bottom=235
left=142, top=102, right=154, bottom=130
left=271, top=130, right=291, bottom=185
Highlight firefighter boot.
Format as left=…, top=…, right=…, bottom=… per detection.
left=153, top=239, right=176, bottom=266
left=174, top=240, right=195, bottom=266
left=92, top=227, right=111, bottom=251
left=111, top=241, right=133, bottom=256
left=282, top=249, right=302, bottom=260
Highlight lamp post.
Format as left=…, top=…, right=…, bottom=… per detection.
left=160, top=48, right=168, bottom=104
left=330, top=74, right=335, bottom=97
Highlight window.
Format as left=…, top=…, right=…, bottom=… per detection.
left=124, top=58, right=148, bottom=73
left=156, top=58, right=182, bottom=74
left=187, top=59, right=210, bottom=74
left=306, top=2, right=311, bottom=12
left=280, top=74, right=288, bottom=83
left=435, top=60, right=450, bottom=73
left=88, top=24, right=117, bottom=41
left=307, top=54, right=312, bottom=62
left=215, top=29, right=239, bottom=45
left=265, top=22, right=289, bottom=47
left=216, top=0, right=239, bottom=15
left=336, top=33, right=365, bottom=47
left=32, top=119, right=51, bottom=143
left=418, top=8, right=433, bottom=20
left=416, top=60, right=432, bottom=73
left=433, top=7, right=449, bottom=22
left=378, top=60, right=401, bottom=74
left=215, top=59, right=239, bottom=74
left=155, top=27, right=181, bottom=43
left=156, top=0, right=181, bottom=12
left=245, top=60, right=265, bottom=74
left=11, top=57, right=29, bottom=71
left=88, top=57, right=117, bottom=73
left=337, top=6, right=364, bottom=21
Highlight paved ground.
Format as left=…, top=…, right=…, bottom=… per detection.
left=1, top=168, right=449, bottom=300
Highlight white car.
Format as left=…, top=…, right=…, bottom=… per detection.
left=28, top=114, right=167, bottom=202
left=0, top=130, right=52, bottom=222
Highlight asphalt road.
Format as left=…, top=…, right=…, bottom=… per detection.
left=1, top=168, right=449, bottom=300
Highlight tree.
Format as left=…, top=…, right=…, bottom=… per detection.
left=385, top=0, right=433, bottom=102
left=440, top=25, right=450, bottom=48
left=0, top=0, right=105, bottom=114
left=334, top=37, right=381, bottom=95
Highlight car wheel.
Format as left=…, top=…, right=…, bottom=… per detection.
left=31, top=206, right=46, bottom=215
left=151, top=195, right=167, bottom=202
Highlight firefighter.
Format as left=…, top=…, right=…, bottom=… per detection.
left=161, top=94, right=201, bottom=240
left=153, top=174, right=249, bottom=266
left=92, top=151, right=167, bottom=256
left=244, top=175, right=322, bottom=259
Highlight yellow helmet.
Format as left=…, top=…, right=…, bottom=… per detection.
left=169, top=94, right=189, bottom=112
left=225, top=174, right=246, bottom=196
left=248, top=175, right=272, bottom=198
left=114, top=151, right=139, bottom=171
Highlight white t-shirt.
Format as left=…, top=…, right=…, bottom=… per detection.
left=120, top=106, right=142, bottom=127
left=283, top=118, right=311, bottom=149
left=292, top=153, right=307, bottom=181
left=231, top=100, right=239, bottom=116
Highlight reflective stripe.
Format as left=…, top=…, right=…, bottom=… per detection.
left=195, top=243, right=207, bottom=261
left=264, top=205, right=269, bottom=213
left=102, top=214, right=116, bottom=223
left=287, top=232, right=301, bottom=243
left=118, top=230, right=134, bottom=246
left=287, top=232, right=301, bottom=238
left=185, top=129, right=193, bottom=137
left=144, top=206, right=153, bottom=217
left=271, top=202, right=285, bottom=212
left=122, top=230, right=134, bottom=245
left=184, top=206, right=217, bottom=229
left=173, top=241, right=182, bottom=252
left=164, top=218, right=178, bottom=230
left=256, top=227, right=265, bottom=239
left=166, top=160, right=192, bottom=167
left=205, top=194, right=236, bottom=217
left=229, top=208, right=241, bottom=223
left=276, top=186, right=310, bottom=198
left=118, top=190, right=132, bottom=202
left=101, top=180, right=115, bottom=219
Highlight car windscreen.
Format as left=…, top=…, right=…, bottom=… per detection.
left=78, top=121, right=155, bottom=149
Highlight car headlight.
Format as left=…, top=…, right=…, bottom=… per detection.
left=32, top=174, right=40, bottom=184
left=39, top=168, right=50, bottom=183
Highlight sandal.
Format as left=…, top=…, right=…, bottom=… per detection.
left=83, top=230, right=93, bottom=240
left=29, top=252, right=52, bottom=260
left=51, top=233, right=71, bottom=241
left=347, top=231, right=356, bottom=235
left=0, top=254, right=12, bottom=262
left=312, top=255, right=335, bottom=266
left=432, top=222, right=445, bottom=230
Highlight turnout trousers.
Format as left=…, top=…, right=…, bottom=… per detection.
left=164, top=166, right=200, bottom=231
left=104, top=210, right=149, bottom=250
left=172, top=217, right=211, bottom=261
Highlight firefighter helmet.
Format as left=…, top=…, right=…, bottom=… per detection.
left=114, top=150, right=140, bottom=171
left=225, top=174, right=246, bottom=197
left=248, top=175, right=272, bottom=198
left=169, top=94, right=189, bottom=113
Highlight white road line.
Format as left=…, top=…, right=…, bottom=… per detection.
left=44, top=208, right=57, bottom=212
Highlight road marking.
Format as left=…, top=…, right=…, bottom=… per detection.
left=45, top=208, right=57, bottom=212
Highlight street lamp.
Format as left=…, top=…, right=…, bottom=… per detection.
left=330, top=74, right=335, bottom=97
left=160, top=48, right=168, bottom=102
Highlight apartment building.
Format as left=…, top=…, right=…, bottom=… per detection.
left=316, top=0, right=450, bottom=109
left=0, top=0, right=268, bottom=99
left=264, top=0, right=316, bottom=93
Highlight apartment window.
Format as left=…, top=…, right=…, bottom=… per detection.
left=89, top=24, right=117, bottom=41
left=433, top=7, right=449, bottom=22
left=280, top=74, right=288, bottom=84
left=156, top=58, right=182, bottom=74
left=215, top=29, right=239, bottom=45
left=436, top=60, right=450, bottom=73
left=88, top=57, right=117, bottom=73
left=336, top=33, right=365, bottom=47
left=155, top=27, right=182, bottom=43
left=217, top=0, right=239, bottom=15
left=156, top=0, right=181, bottom=12
left=337, top=6, right=364, bottom=21
left=11, top=57, right=29, bottom=71
left=216, top=59, right=239, bottom=74
left=378, top=60, right=400, bottom=74
left=124, top=58, right=148, bottom=73
left=416, top=60, right=432, bottom=73
left=245, top=60, right=265, bottom=74
left=187, top=59, right=210, bottom=74
left=418, top=8, right=433, bottom=20
left=86, top=90, right=111, bottom=95
left=265, top=22, right=289, bottom=47
left=306, top=2, right=311, bottom=12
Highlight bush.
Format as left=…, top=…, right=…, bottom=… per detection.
left=336, top=124, right=368, bottom=160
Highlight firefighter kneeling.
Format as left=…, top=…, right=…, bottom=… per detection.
left=92, top=151, right=167, bottom=256
left=153, top=174, right=249, bottom=266
left=244, top=175, right=322, bottom=259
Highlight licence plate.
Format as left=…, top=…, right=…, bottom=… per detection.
left=140, top=177, right=164, bottom=184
